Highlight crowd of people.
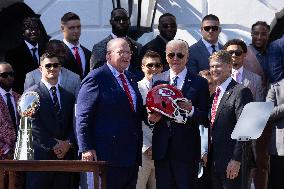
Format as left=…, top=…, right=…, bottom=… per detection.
left=0, top=7, right=283, bottom=189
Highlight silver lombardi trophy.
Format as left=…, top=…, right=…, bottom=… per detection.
left=14, top=91, right=40, bottom=160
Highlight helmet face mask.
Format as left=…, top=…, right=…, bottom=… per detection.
left=146, top=84, right=190, bottom=124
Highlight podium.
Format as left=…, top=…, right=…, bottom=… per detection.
left=231, top=102, right=274, bottom=189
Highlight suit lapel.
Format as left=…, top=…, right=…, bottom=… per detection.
left=181, top=71, right=192, bottom=93
left=197, top=40, right=211, bottom=58
left=39, top=82, right=57, bottom=118
left=0, top=95, right=14, bottom=129
left=80, top=45, right=90, bottom=75
left=214, top=80, right=237, bottom=125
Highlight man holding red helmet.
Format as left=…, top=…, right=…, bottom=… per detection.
left=148, top=39, right=210, bottom=189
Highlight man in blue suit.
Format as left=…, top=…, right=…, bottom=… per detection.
left=188, top=14, right=223, bottom=74
left=76, top=38, right=144, bottom=189
left=148, top=39, right=210, bottom=189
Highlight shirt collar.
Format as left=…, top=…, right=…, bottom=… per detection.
left=63, top=39, right=80, bottom=49
left=24, top=40, right=38, bottom=50
left=232, top=66, right=244, bottom=75
left=169, top=67, right=187, bottom=82
left=107, top=62, right=124, bottom=78
left=41, top=79, right=59, bottom=91
left=202, top=38, right=219, bottom=49
left=218, top=77, right=232, bottom=94
left=0, top=87, right=12, bottom=97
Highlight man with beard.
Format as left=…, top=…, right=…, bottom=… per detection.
left=5, top=17, right=45, bottom=94
left=90, top=8, right=142, bottom=78
left=188, top=14, right=223, bottom=74
left=140, top=13, right=177, bottom=70
left=61, top=12, right=91, bottom=79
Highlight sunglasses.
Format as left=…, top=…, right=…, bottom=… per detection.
left=0, top=71, right=15, bottom=78
left=228, top=50, right=243, bottom=56
left=112, top=17, right=129, bottom=22
left=167, top=52, right=185, bottom=59
left=43, top=63, right=61, bottom=69
left=203, top=26, right=219, bottom=32
left=145, top=63, right=163, bottom=69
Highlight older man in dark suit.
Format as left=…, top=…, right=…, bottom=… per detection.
left=208, top=51, right=253, bottom=189
left=26, top=53, right=76, bottom=189
left=148, top=39, right=210, bottom=189
left=76, top=38, right=144, bottom=189
left=188, top=14, right=223, bottom=74
left=5, top=17, right=45, bottom=94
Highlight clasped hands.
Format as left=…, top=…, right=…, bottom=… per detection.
left=53, top=139, right=72, bottom=159
left=148, top=100, right=192, bottom=123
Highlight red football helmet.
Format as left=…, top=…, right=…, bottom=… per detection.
left=146, top=84, right=190, bottom=124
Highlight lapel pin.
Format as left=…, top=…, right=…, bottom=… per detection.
left=188, top=79, right=191, bottom=82
left=227, top=92, right=230, bottom=95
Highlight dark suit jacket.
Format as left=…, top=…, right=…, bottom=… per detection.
left=211, top=79, right=253, bottom=174
left=62, top=43, right=91, bottom=79
left=188, top=39, right=223, bottom=74
left=90, top=35, right=143, bottom=79
left=151, top=70, right=210, bottom=163
left=140, top=35, right=168, bottom=70
left=76, top=64, right=144, bottom=167
left=26, top=82, right=76, bottom=160
left=5, top=41, right=44, bottom=94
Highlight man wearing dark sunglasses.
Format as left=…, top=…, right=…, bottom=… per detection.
left=148, top=40, right=210, bottom=189
left=188, top=14, right=223, bottom=74
left=141, top=13, right=177, bottom=70
left=90, top=8, right=142, bottom=79
left=0, top=62, right=20, bottom=187
left=137, top=51, right=163, bottom=189
left=25, top=53, right=77, bottom=189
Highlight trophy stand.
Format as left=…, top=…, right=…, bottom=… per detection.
left=231, top=102, right=274, bottom=189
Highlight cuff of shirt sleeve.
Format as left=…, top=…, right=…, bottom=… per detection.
left=188, top=106, right=194, bottom=117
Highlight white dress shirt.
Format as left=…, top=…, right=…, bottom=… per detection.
left=107, top=62, right=137, bottom=111
left=214, top=77, right=232, bottom=110
left=41, top=79, right=61, bottom=108
left=232, top=66, right=244, bottom=84
left=63, top=39, right=86, bottom=74
left=202, top=38, right=220, bottom=55
left=24, top=40, right=39, bottom=63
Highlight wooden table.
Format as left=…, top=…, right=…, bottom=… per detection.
left=0, top=160, right=107, bottom=189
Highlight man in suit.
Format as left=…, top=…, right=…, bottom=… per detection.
left=61, top=12, right=91, bottom=79
left=26, top=53, right=76, bottom=189
left=136, top=51, right=163, bottom=189
left=266, top=78, right=284, bottom=189
left=188, top=14, right=223, bottom=74
left=140, top=13, right=177, bottom=70
left=208, top=50, right=253, bottom=189
left=76, top=38, right=144, bottom=189
left=5, top=17, right=45, bottom=94
left=24, top=40, right=81, bottom=98
left=148, top=39, right=210, bottom=189
left=224, top=39, right=263, bottom=102
left=90, top=8, right=142, bottom=78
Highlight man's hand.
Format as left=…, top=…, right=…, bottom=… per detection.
left=148, top=112, right=162, bottom=124
left=226, top=160, right=241, bottom=179
left=177, top=100, right=192, bottom=111
left=201, top=153, right=208, bottom=167
left=82, top=150, right=97, bottom=161
left=53, top=139, right=71, bottom=159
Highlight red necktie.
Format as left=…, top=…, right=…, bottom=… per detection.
left=119, top=74, right=134, bottom=111
left=72, top=46, right=83, bottom=77
left=210, top=87, right=221, bottom=127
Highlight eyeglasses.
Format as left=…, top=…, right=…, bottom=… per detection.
left=203, top=26, right=219, bottom=32
left=145, top=63, right=163, bottom=69
left=228, top=50, right=243, bottom=56
left=0, top=71, right=15, bottom=78
left=43, top=63, right=61, bottom=69
left=167, top=52, right=185, bottom=59
left=112, top=17, right=129, bottom=22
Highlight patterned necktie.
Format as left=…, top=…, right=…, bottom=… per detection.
left=50, top=86, right=62, bottom=119
left=211, top=45, right=216, bottom=54
left=232, top=70, right=241, bottom=83
left=210, top=87, right=221, bottom=127
left=172, top=76, right=179, bottom=87
left=72, top=46, right=83, bottom=77
left=5, top=93, right=16, bottom=127
left=31, top=47, right=38, bottom=64
left=119, top=74, right=134, bottom=111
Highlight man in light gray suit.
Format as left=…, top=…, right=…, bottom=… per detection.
left=224, top=39, right=263, bottom=102
left=266, top=78, right=284, bottom=189
left=136, top=51, right=163, bottom=189
left=188, top=14, right=223, bottom=74
left=24, top=67, right=81, bottom=98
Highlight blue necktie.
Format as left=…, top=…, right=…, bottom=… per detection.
left=172, top=76, right=179, bottom=87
